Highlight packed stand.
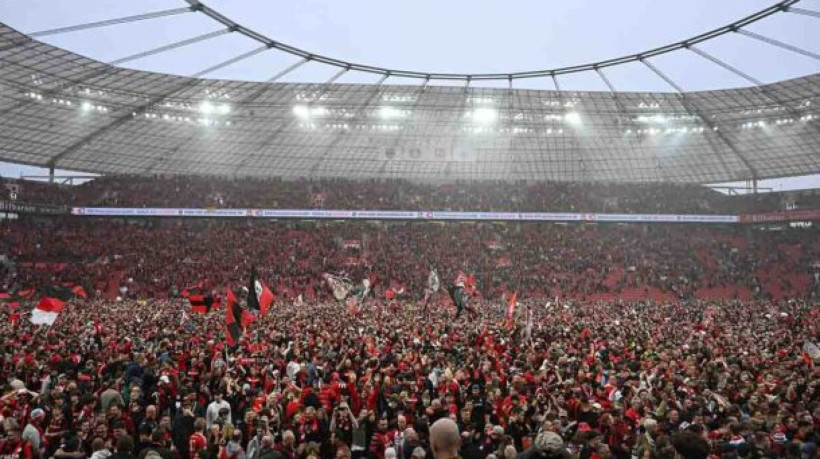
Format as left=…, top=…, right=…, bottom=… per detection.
left=1, top=175, right=801, bottom=215
left=1, top=219, right=819, bottom=304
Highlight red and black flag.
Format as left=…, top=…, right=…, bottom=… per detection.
left=181, top=280, right=209, bottom=299
left=189, top=292, right=216, bottom=314
left=247, top=267, right=274, bottom=317
left=43, top=285, right=83, bottom=302
left=225, top=288, right=254, bottom=346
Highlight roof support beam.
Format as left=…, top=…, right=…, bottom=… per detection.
left=47, top=78, right=205, bottom=168
left=324, top=67, right=349, bottom=85
left=550, top=74, right=561, bottom=91
left=307, top=74, right=391, bottom=175
left=595, top=67, right=654, bottom=181
left=212, top=59, right=318, bottom=176
left=641, top=58, right=757, bottom=180
left=28, top=7, right=195, bottom=38
left=377, top=77, right=430, bottom=176
left=182, top=0, right=798, bottom=81
left=687, top=45, right=764, bottom=85
left=109, top=28, right=231, bottom=66
left=268, top=58, right=309, bottom=82
left=143, top=130, right=204, bottom=174
left=550, top=74, right=591, bottom=181
left=237, top=71, right=356, bottom=173
left=785, top=6, right=820, bottom=19
left=191, top=45, right=269, bottom=78
left=736, top=29, right=820, bottom=62
left=208, top=57, right=310, bottom=129
left=0, top=29, right=232, bottom=119
left=688, top=45, right=820, bottom=139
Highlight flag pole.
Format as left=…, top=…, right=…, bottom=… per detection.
left=224, top=343, right=230, bottom=371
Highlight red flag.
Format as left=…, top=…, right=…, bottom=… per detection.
left=37, top=297, right=66, bottom=312
left=71, top=286, right=88, bottom=299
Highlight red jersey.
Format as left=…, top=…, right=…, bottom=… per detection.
left=188, top=432, right=207, bottom=459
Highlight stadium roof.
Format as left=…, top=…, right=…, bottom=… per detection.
left=0, top=1, right=818, bottom=182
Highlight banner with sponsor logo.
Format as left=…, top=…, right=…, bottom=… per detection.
left=739, top=208, right=820, bottom=223
left=70, top=207, right=742, bottom=223
left=2, top=200, right=68, bottom=215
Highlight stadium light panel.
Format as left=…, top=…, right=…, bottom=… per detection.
left=564, top=112, right=581, bottom=126
left=293, top=105, right=310, bottom=118
left=472, top=107, right=498, bottom=124
left=379, top=106, right=402, bottom=119
left=199, top=101, right=215, bottom=115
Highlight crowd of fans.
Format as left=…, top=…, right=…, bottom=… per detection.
left=1, top=219, right=818, bottom=303
left=1, top=175, right=807, bottom=215
left=0, top=294, right=817, bottom=459
left=0, top=174, right=818, bottom=458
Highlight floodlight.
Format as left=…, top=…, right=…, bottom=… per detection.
left=563, top=112, right=581, bottom=125
left=293, top=105, right=310, bottom=118
left=379, top=106, right=402, bottom=119
left=472, top=107, right=497, bottom=124
left=199, top=101, right=215, bottom=115
left=80, top=101, right=93, bottom=112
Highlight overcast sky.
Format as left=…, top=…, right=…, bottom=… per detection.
left=0, top=0, right=818, bottom=188
left=3, top=0, right=819, bottom=89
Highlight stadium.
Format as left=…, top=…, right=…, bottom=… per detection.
left=0, top=1, right=819, bottom=458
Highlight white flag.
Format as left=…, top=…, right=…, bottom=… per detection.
left=428, top=269, right=440, bottom=292
left=804, top=341, right=820, bottom=361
